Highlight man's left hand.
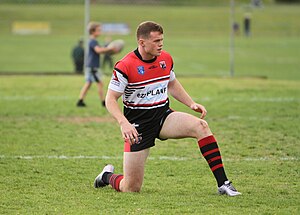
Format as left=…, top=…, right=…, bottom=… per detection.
left=190, top=103, right=207, bottom=119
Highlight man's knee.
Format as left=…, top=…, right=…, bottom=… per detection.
left=192, top=119, right=211, bottom=138
left=199, top=119, right=209, bottom=129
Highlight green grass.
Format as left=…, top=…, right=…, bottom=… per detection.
left=0, top=75, right=299, bottom=214
left=0, top=4, right=300, bottom=79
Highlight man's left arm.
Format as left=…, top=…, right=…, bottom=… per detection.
left=168, top=79, right=207, bottom=119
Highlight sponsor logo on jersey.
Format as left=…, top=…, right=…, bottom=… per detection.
left=137, top=86, right=167, bottom=99
left=137, top=66, right=145, bottom=75
left=159, top=61, right=166, bottom=69
left=148, top=65, right=158, bottom=69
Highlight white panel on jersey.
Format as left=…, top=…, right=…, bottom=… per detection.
left=108, top=70, right=128, bottom=93
left=123, top=79, right=169, bottom=109
left=170, top=69, right=176, bottom=82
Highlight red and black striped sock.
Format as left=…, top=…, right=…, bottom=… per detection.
left=198, top=135, right=228, bottom=187
left=108, top=174, right=124, bottom=192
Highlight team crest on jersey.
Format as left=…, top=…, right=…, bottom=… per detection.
left=137, top=66, right=145, bottom=75
left=159, top=61, right=166, bottom=69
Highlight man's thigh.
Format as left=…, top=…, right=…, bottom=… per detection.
left=120, top=148, right=150, bottom=192
left=159, top=111, right=212, bottom=140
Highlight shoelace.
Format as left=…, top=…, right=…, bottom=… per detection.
left=226, top=183, right=237, bottom=191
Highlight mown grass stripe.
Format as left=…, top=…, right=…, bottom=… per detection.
left=0, top=155, right=298, bottom=161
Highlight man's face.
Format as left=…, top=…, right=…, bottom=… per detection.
left=140, top=31, right=164, bottom=57
left=93, top=26, right=101, bottom=37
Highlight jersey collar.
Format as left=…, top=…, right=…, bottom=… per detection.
left=134, top=48, right=157, bottom=63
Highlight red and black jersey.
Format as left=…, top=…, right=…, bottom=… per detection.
left=108, top=49, right=175, bottom=124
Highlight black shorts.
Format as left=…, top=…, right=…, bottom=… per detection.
left=124, top=108, right=174, bottom=152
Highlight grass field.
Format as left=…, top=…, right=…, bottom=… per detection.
left=0, top=75, right=299, bottom=214
left=0, top=2, right=300, bottom=214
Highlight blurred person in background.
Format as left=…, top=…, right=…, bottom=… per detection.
left=244, top=13, right=252, bottom=37
left=102, top=36, right=114, bottom=71
left=72, top=39, right=84, bottom=74
left=76, top=22, right=114, bottom=107
left=252, top=0, right=263, bottom=8
left=233, top=22, right=240, bottom=36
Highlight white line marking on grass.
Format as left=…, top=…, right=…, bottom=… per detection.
left=0, top=155, right=298, bottom=161
left=0, top=96, right=75, bottom=101
left=193, top=97, right=300, bottom=103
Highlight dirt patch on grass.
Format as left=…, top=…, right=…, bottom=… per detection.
left=57, top=116, right=115, bottom=124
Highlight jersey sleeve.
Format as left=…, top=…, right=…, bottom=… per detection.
left=108, top=61, right=128, bottom=93
left=169, top=57, right=176, bottom=82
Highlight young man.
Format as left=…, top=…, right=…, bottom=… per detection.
left=77, top=22, right=114, bottom=107
left=94, top=21, right=241, bottom=196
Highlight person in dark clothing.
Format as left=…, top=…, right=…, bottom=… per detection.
left=252, top=0, right=263, bottom=8
left=102, top=37, right=114, bottom=71
left=72, top=39, right=84, bottom=74
left=233, top=22, right=240, bottom=36
left=244, top=13, right=251, bottom=37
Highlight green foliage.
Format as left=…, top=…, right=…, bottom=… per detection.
left=0, top=0, right=84, bottom=4
left=275, top=0, right=300, bottom=3
left=0, top=0, right=274, bottom=6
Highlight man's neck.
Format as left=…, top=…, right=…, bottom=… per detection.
left=138, top=46, right=155, bottom=61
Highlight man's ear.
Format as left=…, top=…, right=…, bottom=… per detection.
left=138, top=38, right=145, bottom=47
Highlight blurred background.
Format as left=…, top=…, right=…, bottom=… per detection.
left=0, top=0, right=299, bottom=79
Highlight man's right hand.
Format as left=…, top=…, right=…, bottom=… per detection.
left=120, top=120, right=139, bottom=145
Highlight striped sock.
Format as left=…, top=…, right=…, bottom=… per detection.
left=109, top=174, right=124, bottom=192
left=198, top=135, right=228, bottom=187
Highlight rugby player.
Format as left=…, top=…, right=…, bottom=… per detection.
left=94, top=21, right=241, bottom=196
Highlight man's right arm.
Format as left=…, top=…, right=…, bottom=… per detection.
left=90, top=40, right=115, bottom=54
left=105, top=89, right=139, bottom=145
left=94, top=45, right=114, bottom=54
left=105, top=89, right=127, bottom=125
